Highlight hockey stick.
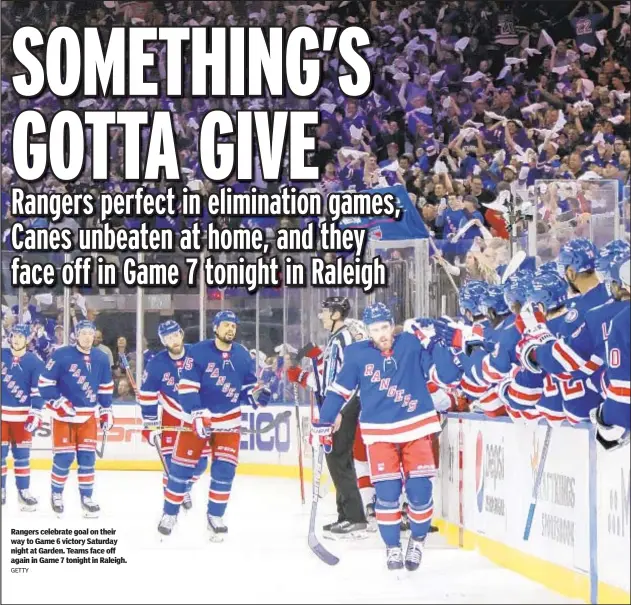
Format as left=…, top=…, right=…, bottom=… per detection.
left=307, top=356, right=339, bottom=566
left=96, top=429, right=108, bottom=459
left=523, top=425, right=552, bottom=541
left=119, top=353, right=139, bottom=397
left=293, top=383, right=306, bottom=505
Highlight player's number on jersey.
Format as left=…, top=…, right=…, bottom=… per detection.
left=543, top=375, right=559, bottom=396
left=608, top=348, right=621, bottom=369
left=560, top=377, right=586, bottom=400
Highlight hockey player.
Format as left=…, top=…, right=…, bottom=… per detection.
left=515, top=241, right=617, bottom=424
left=494, top=272, right=568, bottom=423
left=482, top=270, right=543, bottom=421
left=1, top=324, right=45, bottom=510
left=313, top=303, right=441, bottom=572
left=591, top=256, right=630, bottom=449
left=38, top=320, right=114, bottom=517
left=287, top=296, right=368, bottom=538
left=158, top=310, right=271, bottom=539
left=558, top=238, right=610, bottom=311
left=139, top=321, right=208, bottom=510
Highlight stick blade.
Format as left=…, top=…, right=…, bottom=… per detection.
left=308, top=534, right=340, bottom=565
left=501, top=250, right=527, bottom=284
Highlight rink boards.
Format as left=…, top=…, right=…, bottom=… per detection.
left=434, top=414, right=630, bottom=605
left=14, top=404, right=630, bottom=604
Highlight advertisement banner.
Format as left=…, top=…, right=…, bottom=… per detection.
left=597, top=443, right=631, bottom=593
left=465, top=419, right=509, bottom=540
left=438, top=420, right=460, bottom=524
left=520, top=424, right=590, bottom=573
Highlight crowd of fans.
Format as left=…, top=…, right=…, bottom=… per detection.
left=1, top=0, right=630, bottom=402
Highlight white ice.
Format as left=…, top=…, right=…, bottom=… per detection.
left=2, top=471, right=582, bottom=605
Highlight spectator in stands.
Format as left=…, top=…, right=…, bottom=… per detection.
left=94, top=329, right=114, bottom=368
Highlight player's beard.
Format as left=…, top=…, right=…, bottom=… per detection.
left=565, top=269, right=580, bottom=294
left=216, top=331, right=235, bottom=345
left=167, top=343, right=184, bottom=356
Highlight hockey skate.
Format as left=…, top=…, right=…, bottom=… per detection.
left=326, top=520, right=369, bottom=540
left=17, top=489, right=37, bottom=512
left=157, top=513, right=177, bottom=537
left=207, top=515, right=228, bottom=542
left=51, top=492, right=64, bottom=516
left=386, top=545, right=404, bottom=571
left=2, top=487, right=6, bottom=506
left=322, top=520, right=342, bottom=533
left=182, top=491, right=193, bottom=511
left=81, top=495, right=100, bottom=518
left=404, top=535, right=425, bottom=571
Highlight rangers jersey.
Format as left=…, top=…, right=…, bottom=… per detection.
left=319, top=332, right=441, bottom=445
left=138, top=346, right=191, bottom=421
left=178, top=340, right=258, bottom=429
left=1, top=348, right=45, bottom=422
left=38, top=345, right=114, bottom=424
left=601, top=306, right=630, bottom=430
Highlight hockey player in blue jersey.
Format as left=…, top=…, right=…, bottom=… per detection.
left=591, top=256, right=630, bottom=450
left=313, top=303, right=441, bottom=572
left=38, top=320, right=114, bottom=517
left=157, top=310, right=271, bottom=539
left=507, top=272, right=573, bottom=424
left=1, top=324, right=45, bottom=510
left=482, top=270, right=545, bottom=421
left=139, top=321, right=208, bottom=510
left=557, top=238, right=610, bottom=311
left=516, top=242, right=614, bottom=424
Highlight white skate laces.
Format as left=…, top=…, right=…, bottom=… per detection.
left=387, top=546, right=403, bottom=565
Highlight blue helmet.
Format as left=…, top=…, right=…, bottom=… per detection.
left=213, top=310, right=239, bottom=329
left=609, top=251, right=631, bottom=288
left=459, top=280, right=488, bottom=317
left=362, top=302, right=393, bottom=326
left=537, top=261, right=559, bottom=276
left=527, top=272, right=568, bottom=313
left=75, top=320, right=96, bottom=334
left=480, top=285, right=509, bottom=317
left=557, top=238, right=598, bottom=274
left=599, top=239, right=630, bottom=257
left=158, top=320, right=182, bottom=344
left=10, top=324, right=31, bottom=339
left=503, top=269, right=534, bottom=307
left=597, top=240, right=631, bottom=275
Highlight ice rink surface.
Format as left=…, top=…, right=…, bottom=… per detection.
left=2, top=471, right=582, bottom=605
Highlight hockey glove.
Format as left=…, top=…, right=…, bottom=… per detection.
left=142, top=417, right=161, bottom=447
left=286, top=366, right=309, bottom=387
left=516, top=329, right=555, bottom=373
left=24, top=408, right=43, bottom=433
left=403, top=318, right=439, bottom=352
left=49, top=397, right=76, bottom=418
left=311, top=421, right=333, bottom=454
left=99, top=407, right=114, bottom=432
left=434, top=319, right=484, bottom=355
left=249, top=384, right=271, bottom=409
left=297, top=342, right=323, bottom=361
left=191, top=409, right=213, bottom=439
left=590, top=406, right=631, bottom=451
